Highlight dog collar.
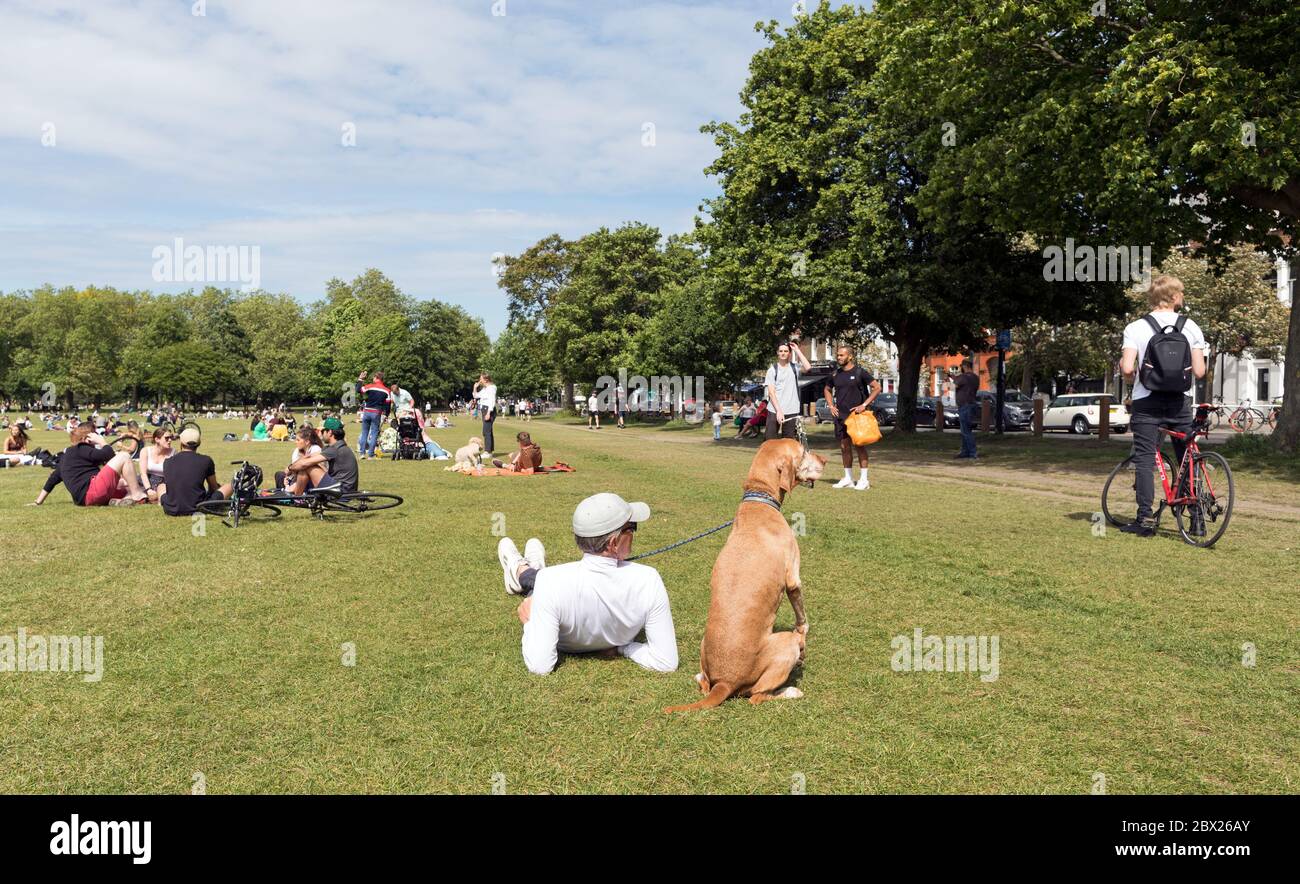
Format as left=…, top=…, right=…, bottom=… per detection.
left=741, top=490, right=782, bottom=512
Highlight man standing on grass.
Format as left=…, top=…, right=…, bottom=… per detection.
left=587, top=389, right=601, bottom=430
left=473, top=373, right=498, bottom=454
left=954, top=359, right=980, bottom=460
left=356, top=370, right=391, bottom=460
left=824, top=345, right=881, bottom=490
left=765, top=339, right=812, bottom=440
left=1119, top=274, right=1207, bottom=537
left=496, top=493, right=678, bottom=676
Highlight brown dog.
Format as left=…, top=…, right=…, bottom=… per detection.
left=666, top=439, right=826, bottom=712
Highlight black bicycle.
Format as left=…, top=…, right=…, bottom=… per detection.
left=196, top=461, right=403, bottom=527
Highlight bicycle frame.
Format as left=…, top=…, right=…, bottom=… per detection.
left=1152, top=426, right=1206, bottom=509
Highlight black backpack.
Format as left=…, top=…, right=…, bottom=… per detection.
left=1140, top=314, right=1193, bottom=393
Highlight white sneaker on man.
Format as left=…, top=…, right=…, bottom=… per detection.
left=854, top=473, right=870, bottom=491
left=833, top=473, right=855, bottom=489
left=498, top=537, right=525, bottom=595
left=524, top=538, right=546, bottom=571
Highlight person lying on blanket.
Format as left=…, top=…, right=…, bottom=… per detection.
left=490, top=431, right=543, bottom=473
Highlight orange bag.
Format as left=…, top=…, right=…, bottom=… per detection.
left=844, top=410, right=881, bottom=446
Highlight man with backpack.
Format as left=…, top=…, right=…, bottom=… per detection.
left=824, top=344, right=880, bottom=490
left=1119, top=274, right=1208, bottom=537
left=764, top=338, right=812, bottom=440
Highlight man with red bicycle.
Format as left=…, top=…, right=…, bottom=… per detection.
left=1119, top=274, right=1208, bottom=537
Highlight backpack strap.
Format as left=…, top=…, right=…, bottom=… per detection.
left=1143, top=313, right=1164, bottom=334
left=1174, top=315, right=1188, bottom=332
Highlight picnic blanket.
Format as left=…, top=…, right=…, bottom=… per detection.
left=445, top=462, right=575, bottom=476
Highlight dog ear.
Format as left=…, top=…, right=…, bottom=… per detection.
left=776, top=449, right=796, bottom=493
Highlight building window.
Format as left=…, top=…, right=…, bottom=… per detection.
left=1257, top=368, right=1270, bottom=402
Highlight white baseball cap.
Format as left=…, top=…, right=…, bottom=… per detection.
left=572, top=492, right=651, bottom=537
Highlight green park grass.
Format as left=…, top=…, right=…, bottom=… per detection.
left=1, top=415, right=1297, bottom=793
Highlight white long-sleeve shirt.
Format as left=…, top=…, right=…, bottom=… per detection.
left=521, top=554, right=678, bottom=675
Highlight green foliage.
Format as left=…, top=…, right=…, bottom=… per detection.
left=871, top=0, right=1300, bottom=446
left=697, top=3, right=1112, bottom=430
left=483, top=320, right=554, bottom=400
left=0, top=270, right=489, bottom=409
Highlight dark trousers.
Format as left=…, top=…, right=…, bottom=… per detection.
left=482, top=409, right=496, bottom=453
left=1130, top=393, right=1192, bottom=520
left=958, top=403, right=979, bottom=456
left=765, top=411, right=799, bottom=440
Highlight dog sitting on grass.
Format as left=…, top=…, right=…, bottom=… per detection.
left=453, top=436, right=485, bottom=468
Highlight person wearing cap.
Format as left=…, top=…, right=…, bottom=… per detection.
left=158, top=427, right=233, bottom=516
left=284, top=416, right=359, bottom=494
left=496, top=492, right=678, bottom=675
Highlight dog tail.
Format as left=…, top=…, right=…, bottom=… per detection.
left=663, top=682, right=731, bottom=714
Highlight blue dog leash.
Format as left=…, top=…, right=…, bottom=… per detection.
left=626, top=491, right=781, bottom=561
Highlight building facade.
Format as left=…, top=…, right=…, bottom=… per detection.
left=1213, top=257, right=1293, bottom=405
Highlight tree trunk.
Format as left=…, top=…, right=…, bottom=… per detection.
left=894, top=332, right=927, bottom=433
left=1274, top=298, right=1300, bottom=454
left=1020, top=358, right=1032, bottom=395
left=563, top=380, right=575, bottom=411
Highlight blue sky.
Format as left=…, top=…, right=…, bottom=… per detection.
left=0, top=0, right=834, bottom=337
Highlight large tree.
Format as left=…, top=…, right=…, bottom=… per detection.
left=698, top=5, right=1113, bottom=430
left=874, top=0, right=1300, bottom=449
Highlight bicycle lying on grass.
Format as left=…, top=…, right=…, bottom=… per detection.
left=196, top=461, right=403, bottom=527
left=1100, top=405, right=1234, bottom=548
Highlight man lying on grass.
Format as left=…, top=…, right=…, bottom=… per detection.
left=497, top=493, right=678, bottom=675
left=30, top=423, right=150, bottom=507
left=158, top=427, right=233, bottom=516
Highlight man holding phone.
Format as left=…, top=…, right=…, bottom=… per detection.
left=473, top=373, right=498, bottom=454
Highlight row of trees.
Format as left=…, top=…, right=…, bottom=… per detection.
left=494, top=1, right=1299, bottom=451
left=0, top=271, right=490, bottom=410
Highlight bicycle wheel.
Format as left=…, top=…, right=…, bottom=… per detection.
left=324, top=492, right=404, bottom=514
left=195, top=497, right=282, bottom=528
left=1173, top=451, right=1233, bottom=548
left=1204, top=409, right=1221, bottom=433
left=1101, top=455, right=1159, bottom=528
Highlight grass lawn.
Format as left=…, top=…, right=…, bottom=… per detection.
left=1, top=415, right=1297, bottom=794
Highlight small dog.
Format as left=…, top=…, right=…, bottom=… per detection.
left=454, top=436, right=484, bottom=467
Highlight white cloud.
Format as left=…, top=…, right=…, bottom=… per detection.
left=0, top=0, right=804, bottom=334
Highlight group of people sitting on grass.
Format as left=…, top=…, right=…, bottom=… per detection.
left=27, top=416, right=359, bottom=516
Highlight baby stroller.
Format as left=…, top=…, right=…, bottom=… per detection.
left=392, top=415, right=427, bottom=460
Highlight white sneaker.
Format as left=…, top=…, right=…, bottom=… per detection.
left=524, top=538, right=546, bottom=571
left=833, top=474, right=854, bottom=489
left=498, top=537, right=524, bottom=595
left=854, top=474, right=870, bottom=491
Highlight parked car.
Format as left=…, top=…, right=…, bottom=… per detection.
left=1043, top=393, right=1129, bottom=434
left=974, top=389, right=1034, bottom=430
left=871, top=393, right=898, bottom=426
left=918, top=396, right=961, bottom=428
left=814, top=397, right=833, bottom=424
left=714, top=400, right=738, bottom=420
